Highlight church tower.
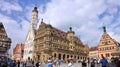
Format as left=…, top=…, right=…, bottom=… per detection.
left=23, top=6, right=38, bottom=61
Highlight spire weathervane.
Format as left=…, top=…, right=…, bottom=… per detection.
left=103, top=23, right=106, bottom=33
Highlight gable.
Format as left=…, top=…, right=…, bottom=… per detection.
left=98, top=32, right=117, bottom=46
left=0, top=23, right=7, bottom=37
left=0, top=23, right=11, bottom=42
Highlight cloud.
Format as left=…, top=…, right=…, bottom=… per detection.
left=0, top=0, right=120, bottom=55
left=38, top=0, right=120, bottom=47
left=0, top=0, right=22, bottom=14
left=0, top=13, right=29, bottom=53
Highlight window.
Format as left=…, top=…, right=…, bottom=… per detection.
left=101, top=54, right=103, bottom=57
left=78, top=56, right=79, bottom=59
left=105, top=53, right=109, bottom=57
left=112, top=47, right=114, bottom=49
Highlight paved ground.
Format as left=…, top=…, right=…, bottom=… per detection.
left=41, top=63, right=82, bottom=67
left=40, top=62, right=116, bottom=67
left=19, top=62, right=116, bottom=67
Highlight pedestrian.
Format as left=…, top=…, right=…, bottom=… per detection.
left=91, top=59, right=95, bottom=67
left=57, top=59, right=61, bottom=66
left=100, top=55, right=108, bottom=67
left=68, top=61, right=73, bottom=67
left=52, top=62, right=56, bottom=67
left=39, top=62, right=41, bottom=67
left=32, top=61, right=34, bottom=65
left=36, top=61, right=39, bottom=67
left=46, top=60, right=52, bottom=67
left=26, top=61, right=33, bottom=67
left=22, top=61, right=26, bottom=67
left=87, top=58, right=90, bottom=67
left=82, top=60, right=87, bottom=67
left=17, top=60, right=20, bottom=67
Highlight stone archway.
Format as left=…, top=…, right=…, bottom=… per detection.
left=74, top=56, right=76, bottom=59
left=63, top=54, right=65, bottom=60
left=58, top=54, right=61, bottom=60
left=54, top=53, right=56, bottom=58
left=37, top=55, right=40, bottom=61
left=67, top=55, right=69, bottom=58
left=71, top=55, right=73, bottom=58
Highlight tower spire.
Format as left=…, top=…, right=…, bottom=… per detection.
left=103, top=23, right=106, bottom=33
left=67, top=26, right=75, bottom=34
left=32, top=5, right=38, bottom=13
left=41, top=18, right=43, bottom=23
left=103, top=26, right=106, bottom=32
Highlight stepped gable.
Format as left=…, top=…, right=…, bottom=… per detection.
left=0, top=22, right=11, bottom=42
left=99, top=32, right=117, bottom=46
left=0, top=23, right=7, bottom=37
left=98, top=26, right=118, bottom=46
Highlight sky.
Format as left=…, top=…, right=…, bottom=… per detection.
left=0, top=0, right=120, bottom=54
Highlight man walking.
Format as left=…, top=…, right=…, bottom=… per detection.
left=100, top=55, right=108, bottom=67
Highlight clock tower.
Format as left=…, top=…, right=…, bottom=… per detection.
left=23, top=6, right=38, bottom=61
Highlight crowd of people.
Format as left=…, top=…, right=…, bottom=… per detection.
left=81, top=55, right=120, bottom=67
left=0, top=55, right=120, bottom=67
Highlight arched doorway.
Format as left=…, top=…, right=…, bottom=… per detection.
left=58, top=54, right=61, bottom=60
left=74, top=56, right=76, bottom=59
left=78, top=56, right=79, bottom=59
left=67, top=55, right=69, bottom=58
left=54, top=53, right=56, bottom=58
left=63, top=54, right=65, bottom=60
left=37, top=55, right=40, bottom=61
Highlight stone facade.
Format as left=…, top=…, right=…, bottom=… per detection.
left=34, top=20, right=87, bottom=63
left=98, top=26, right=119, bottom=59
left=23, top=7, right=38, bottom=61
left=0, top=22, right=11, bottom=57
left=13, top=43, right=24, bottom=61
left=89, top=46, right=98, bottom=59
left=84, top=44, right=89, bottom=54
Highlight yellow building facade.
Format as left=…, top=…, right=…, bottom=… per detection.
left=33, top=20, right=87, bottom=63
left=98, top=26, right=119, bottom=59
left=89, top=46, right=98, bottom=59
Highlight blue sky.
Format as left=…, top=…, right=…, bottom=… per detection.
left=0, top=0, right=120, bottom=54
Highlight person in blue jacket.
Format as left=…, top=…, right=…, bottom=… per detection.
left=100, top=55, right=108, bottom=67
left=46, top=60, right=52, bottom=67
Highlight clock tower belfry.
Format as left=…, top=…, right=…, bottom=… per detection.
left=67, top=27, right=75, bottom=41
left=67, top=27, right=75, bottom=51
left=31, top=6, right=38, bottom=30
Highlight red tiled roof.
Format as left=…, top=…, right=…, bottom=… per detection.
left=89, top=46, right=98, bottom=51
left=44, top=23, right=83, bottom=46
left=51, top=26, right=67, bottom=40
